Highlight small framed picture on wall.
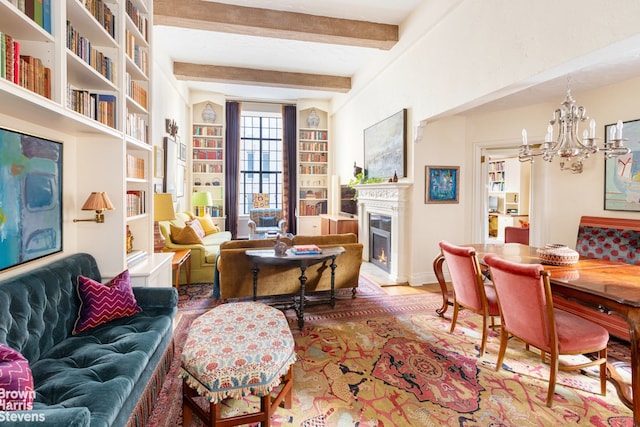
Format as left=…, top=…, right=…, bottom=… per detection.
left=425, top=165, right=459, bottom=204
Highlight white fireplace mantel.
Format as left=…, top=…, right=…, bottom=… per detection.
left=355, top=182, right=412, bottom=283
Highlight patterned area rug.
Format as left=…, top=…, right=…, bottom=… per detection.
left=176, top=274, right=386, bottom=311
left=149, top=290, right=633, bottom=427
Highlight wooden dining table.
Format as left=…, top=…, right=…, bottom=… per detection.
left=432, top=243, right=640, bottom=425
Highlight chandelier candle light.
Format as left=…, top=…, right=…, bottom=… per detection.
left=519, top=84, right=630, bottom=173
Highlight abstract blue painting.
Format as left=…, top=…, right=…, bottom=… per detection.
left=426, top=166, right=459, bottom=204
left=0, top=128, right=62, bottom=271
left=604, top=119, right=640, bottom=212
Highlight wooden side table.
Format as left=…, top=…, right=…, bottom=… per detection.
left=165, top=249, right=191, bottom=291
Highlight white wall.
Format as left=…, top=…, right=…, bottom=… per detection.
left=330, top=0, right=640, bottom=284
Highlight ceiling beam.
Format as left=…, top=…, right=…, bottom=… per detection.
left=154, top=0, right=399, bottom=50
left=173, top=62, right=352, bottom=93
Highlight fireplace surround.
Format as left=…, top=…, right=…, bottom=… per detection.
left=355, top=182, right=412, bottom=283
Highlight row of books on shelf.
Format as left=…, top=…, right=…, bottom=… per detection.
left=126, top=153, right=145, bottom=179
left=194, top=205, right=223, bottom=217
left=126, top=73, right=147, bottom=108
left=299, top=142, right=327, bottom=152
left=299, top=130, right=327, bottom=141
left=300, top=189, right=327, bottom=199
left=193, top=137, right=223, bottom=148
left=299, top=200, right=327, bottom=216
left=79, top=0, right=116, bottom=39
left=489, top=182, right=505, bottom=192
left=299, top=152, right=327, bottom=162
left=193, top=125, right=223, bottom=136
left=67, top=85, right=116, bottom=128
left=488, top=161, right=505, bottom=171
left=299, top=165, right=327, bottom=175
left=488, top=171, right=505, bottom=182
left=67, top=21, right=116, bottom=84
left=126, top=112, right=148, bottom=143
left=126, top=0, right=149, bottom=42
left=193, top=163, right=223, bottom=173
left=8, top=0, right=52, bottom=35
left=193, top=149, right=223, bottom=160
left=1, top=34, right=51, bottom=99
left=291, top=244, right=321, bottom=255
left=126, top=190, right=146, bottom=217
left=125, top=30, right=148, bottom=75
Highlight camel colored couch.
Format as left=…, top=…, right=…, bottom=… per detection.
left=159, top=212, right=232, bottom=284
left=215, top=233, right=363, bottom=299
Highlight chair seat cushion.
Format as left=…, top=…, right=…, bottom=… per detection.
left=554, top=308, right=609, bottom=353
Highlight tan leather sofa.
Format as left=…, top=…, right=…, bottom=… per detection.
left=216, top=233, right=363, bottom=299
left=159, top=212, right=232, bottom=284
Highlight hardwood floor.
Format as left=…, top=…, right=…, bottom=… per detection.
left=360, top=261, right=443, bottom=295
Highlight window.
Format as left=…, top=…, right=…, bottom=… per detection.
left=239, top=112, right=283, bottom=214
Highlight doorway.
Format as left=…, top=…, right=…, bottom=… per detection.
left=482, top=148, right=531, bottom=243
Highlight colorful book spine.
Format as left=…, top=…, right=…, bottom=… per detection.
left=42, top=0, right=51, bottom=34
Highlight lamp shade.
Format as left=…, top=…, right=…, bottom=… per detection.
left=81, top=192, right=114, bottom=211
left=192, top=191, right=213, bottom=207
left=154, top=193, right=176, bottom=221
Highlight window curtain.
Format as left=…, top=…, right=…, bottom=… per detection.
left=225, top=101, right=241, bottom=239
left=282, top=105, right=297, bottom=234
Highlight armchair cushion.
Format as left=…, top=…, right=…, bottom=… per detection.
left=258, top=216, right=278, bottom=227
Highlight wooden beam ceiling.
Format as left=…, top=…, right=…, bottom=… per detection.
left=154, top=0, right=399, bottom=50
left=173, top=63, right=352, bottom=93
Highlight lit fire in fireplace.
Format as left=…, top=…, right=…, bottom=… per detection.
left=377, top=249, right=388, bottom=265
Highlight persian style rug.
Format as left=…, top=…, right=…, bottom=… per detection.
left=149, top=288, right=633, bottom=427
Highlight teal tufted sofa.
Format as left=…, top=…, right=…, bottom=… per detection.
left=0, top=253, right=178, bottom=427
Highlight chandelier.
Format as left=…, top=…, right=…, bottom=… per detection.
left=519, top=84, right=629, bottom=173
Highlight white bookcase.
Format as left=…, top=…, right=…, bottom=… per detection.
left=0, top=0, right=167, bottom=284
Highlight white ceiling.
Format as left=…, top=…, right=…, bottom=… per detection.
left=154, top=0, right=640, bottom=110
left=153, top=0, right=423, bottom=101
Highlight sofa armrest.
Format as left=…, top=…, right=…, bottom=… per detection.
left=3, top=407, right=91, bottom=426
left=133, top=287, right=178, bottom=310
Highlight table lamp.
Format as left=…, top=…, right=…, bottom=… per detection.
left=154, top=193, right=176, bottom=252
left=192, top=191, right=213, bottom=217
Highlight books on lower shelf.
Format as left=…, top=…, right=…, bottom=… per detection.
left=292, top=244, right=321, bottom=255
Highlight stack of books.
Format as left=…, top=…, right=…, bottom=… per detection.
left=292, top=244, right=321, bottom=255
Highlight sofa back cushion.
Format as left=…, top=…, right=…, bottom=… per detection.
left=0, top=253, right=101, bottom=364
left=293, top=233, right=357, bottom=246
left=576, top=216, right=640, bottom=265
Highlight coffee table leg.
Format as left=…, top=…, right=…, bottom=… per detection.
left=329, top=256, right=337, bottom=308
left=297, top=266, right=307, bottom=328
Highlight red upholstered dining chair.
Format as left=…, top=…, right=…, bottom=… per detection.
left=438, top=241, right=500, bottom=355
left=483, top=253, right=609, bottom=407
left=504, top=226, right=529, bottom=245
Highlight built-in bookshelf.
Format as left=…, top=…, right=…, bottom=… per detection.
left=190, top=101, right=225, bottom=226
left=0, top=0, right=163, bottom=282
left=297, top=106, right=329, bottom=235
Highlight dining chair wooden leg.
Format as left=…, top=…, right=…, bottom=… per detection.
left=480, top=315, right=489, bottom=355
left=546, top=352, right=559, bottom=407
left=449, top=302, right=460, bottom=334
left=495, top=328, right=509, bottom=371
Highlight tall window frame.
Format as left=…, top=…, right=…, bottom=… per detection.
left=239, top=111, right=283, bottom=215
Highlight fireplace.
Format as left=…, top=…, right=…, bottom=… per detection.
left=355, top=182, right=412, bottom=283
left=369, top=214, right=391, bottom=272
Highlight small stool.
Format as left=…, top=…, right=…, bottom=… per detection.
left=181, top=302, right=296, bottom=427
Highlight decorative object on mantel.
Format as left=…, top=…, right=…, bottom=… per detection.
left=353, top=162, right=363, bottom=178
left=519, top=77, right=629, bottom=174
left=201, top=103, right=217, bottom=123
left=536, top=244, right=579, bottom=266
left=165, top=119, right=178, bottom=138
left=307, top=108, right=320, bottom=128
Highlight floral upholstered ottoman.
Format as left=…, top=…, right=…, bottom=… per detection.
left=180, top=302, right=296, bottom=426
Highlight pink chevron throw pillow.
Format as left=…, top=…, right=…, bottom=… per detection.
left=73, top=270, right=141, bottom=334
left=0, top=344, right=34, bottom=411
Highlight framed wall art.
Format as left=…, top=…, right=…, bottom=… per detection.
left=425, top=165, right=459, bottom=204
left=604, top=119, right=640, bottom=211
left=364, top=109, right=407, bottom=180
left=154, top=145, right=164, bottom=178
left=0, top=127, right=63, bottom=271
